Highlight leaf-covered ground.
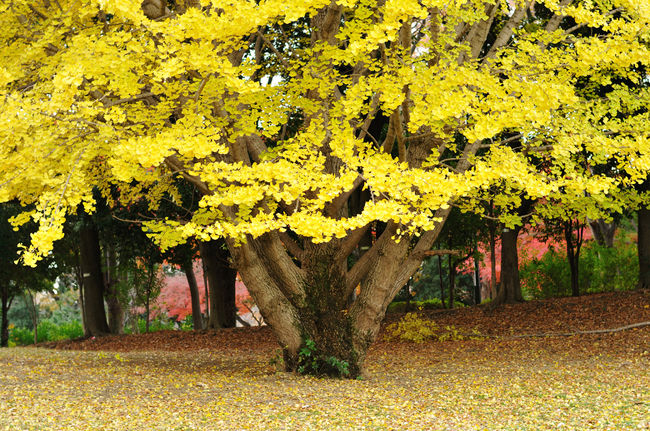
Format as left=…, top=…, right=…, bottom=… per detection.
left=1, top=291, right=648, bottom=430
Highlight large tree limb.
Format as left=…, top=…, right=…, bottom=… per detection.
left=483, top=3, right=530, bottom=60
left=164, top=155, right=211, bottom=195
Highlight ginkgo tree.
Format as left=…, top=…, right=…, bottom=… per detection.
left=1, top=0, right=649, bottom=377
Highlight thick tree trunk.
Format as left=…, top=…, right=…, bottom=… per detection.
left=1, top=285, right=10, bottom=347
left=176, top=122, right=478, bottom=379
left=79, top=223, right=110, bottom=337
left=493, top=227, right=524, bottom=305
left=200, top=240, right=237, bottom=329
left=639, top=207, right=650, bottom=289
left=181, top=260, right=203, bottom=330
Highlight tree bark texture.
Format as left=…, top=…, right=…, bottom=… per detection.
left=1, top=285, right=10, bottom=347
left=448, top=254, right=455, bottom=309
left=200, top=240, right=237, bottom=329
left=438, top=255, right=446, bottom=308
left=494, top=227, right=524, bottom=305
left=104, top=243, right=124, bottom=334
left=488, top=219, right=497, bottom=299
left=182, top=260, right=204, bottom=330
left=588, top=219, right=617, bottom=248
left=79, top=223, right=110, bottom=336
left=639, top=207, right=650, bottom=289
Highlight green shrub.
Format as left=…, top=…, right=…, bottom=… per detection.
left=521, top=240, right=638, bottom=299
left=9, top=326, right=34, bottom=346
left=8, top=320, right=84, bottom=345
left=124, top=316, right=177, bottom=334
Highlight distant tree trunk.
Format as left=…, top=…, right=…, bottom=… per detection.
left=1, top=285, right=11, bottom=347
left=181, top=260, right=203, bottom=330
left=202, top=258, right=210, bottom=322
left=79, top=223, right=110, bottom=337
left=438, top=254, right=445, bottom=308
left=639, top=207, right=650, bottom=289
left=200, top=240, right=237, bottom=329
left=588, top=219, right=617, bottom=248
left=25, top=290, right=38, bottom=344
left=104, top=243, right=124, bottom=334
left=144, top=260, right=156, bottom=333
left=487, top=201, right=497, bottom=299
left=493, top=227, right=524, bottom=305
left=474, top=255, right=481, bottom=305
left=74, top=249, right=87, bottom=333
left=488, top=221, right=497, bottom=300
left=565, top=220, right=584, bottom=297
left=448, top=254, right=455, bottom=309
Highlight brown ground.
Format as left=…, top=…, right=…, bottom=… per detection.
left=42, top=290, right=650, bottom=356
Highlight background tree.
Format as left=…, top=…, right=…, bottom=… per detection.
left=0, top=203, right=56, bottom=346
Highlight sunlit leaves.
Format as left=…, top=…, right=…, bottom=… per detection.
left=1, top=0, right=649, bottom=263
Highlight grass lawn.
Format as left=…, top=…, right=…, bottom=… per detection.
left=1, top=291, right=648, bottom=430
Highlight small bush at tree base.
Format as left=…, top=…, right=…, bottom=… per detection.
left=297, top=338, right=350, bottom=377
left=385, top=312, right=478, bottom=343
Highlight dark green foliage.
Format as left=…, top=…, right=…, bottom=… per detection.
left=297, top=338, right=350, bottom=378
left=521, top=240, right=638, bottom=299
left=9, top=319, right=83, bottom=345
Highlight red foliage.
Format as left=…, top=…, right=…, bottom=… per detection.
left=156, top=261, right=252, bottom=321
left=477, top=225, right=593, bottom=285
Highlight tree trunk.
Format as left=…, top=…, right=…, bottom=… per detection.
left=438, top=254, right=445, bottom=308
left=565, top=220, right=584, bottom=297
left=493, top=227, right=524, bottom=305
left=589, top=219, right=617, bottom=248
left=181, top=260, right=203, bottom=330
left=200, top=240, right=237, bottom=329
left=1, top=285, right=10, bottom=347
left=104, top=243, right=124, bottom=334
left=639, top=207, right=650, bottom=289
left=185, top=128, right=479, bottom=378
left=488, top=220, right=497, bottom=299
left=25, top=290, right=38, bottom=344
left=202, top=258, right=210, bottom=322
left=79, top=223, right=110, bottom=337
left=145, top=260, right=155, bottom=333
left=474, top=255, right=481, bottom=305
left=448, top=254, right=455, bottom=309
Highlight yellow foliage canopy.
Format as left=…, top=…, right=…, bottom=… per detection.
left=1, top=0, right=649, bottom=264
